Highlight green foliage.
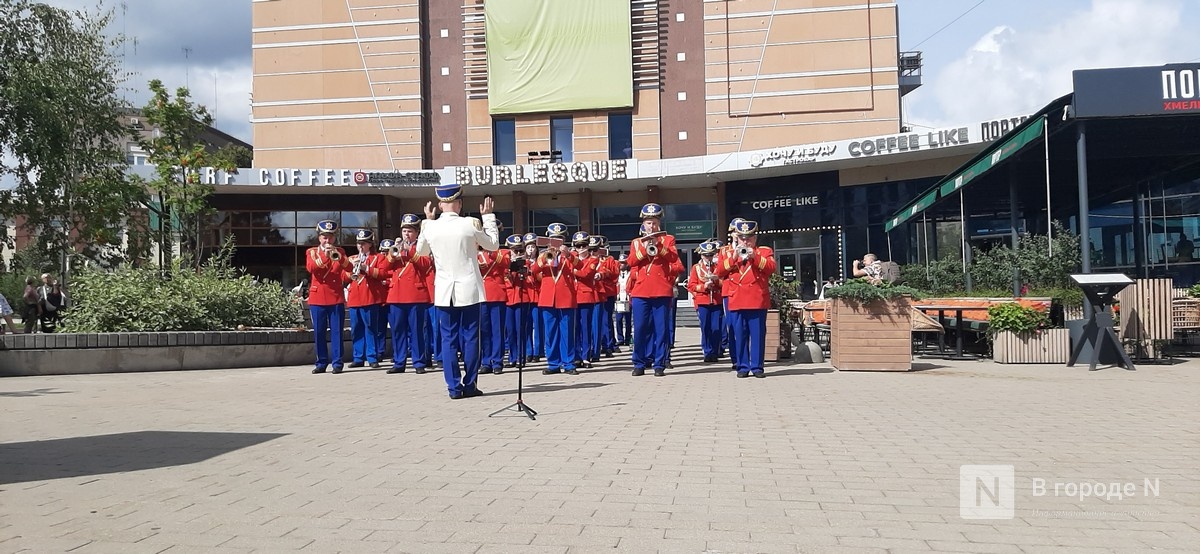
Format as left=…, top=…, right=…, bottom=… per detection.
left=825, top=279, right=923, bottom=303
left=0, top=1, right=148, bottom=273
left=0, top=271, right=29, bottom=308
left=60, top=244, right=302, bottom=332
left=901, top=223, right=1082, bottom=297
left=987, top=302, right=1050, bottom=335
left=1190, top=283, right=1200, bottom=299
left=1028, top=287, right=1084, bottom=309
left=136, top=79, right=242, bottom=270
left=769, top=273, right=802, bottom=330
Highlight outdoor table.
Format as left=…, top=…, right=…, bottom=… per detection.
left=914, top=304, right=974, bottom=360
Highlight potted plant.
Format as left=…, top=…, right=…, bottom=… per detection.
left=988, top=302, right=1068, bottom=363
left=826, top=280, right=923, bottom=371
left=767, top=274, right=802, bottom=361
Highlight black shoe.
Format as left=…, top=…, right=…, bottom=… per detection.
left=349, top=362, right=364, bottom=368
left=464, top=388, right=484, bottom=398
left=543, top=369, right=559, bottom=375
left=737, top=371, right=750, bottom=378
left=331, top=366, right=344, bottom=374
left=604, top=351, right=614, bottom=358
left=312, top=366, right=327, bottom=374
left=666, top=362, right=674, bottom=369
left=387, top=367, right=405, bottom=374
left=479, top=367, right=494, bottom=375
left=632, top=368, right=645, bottom=376
left=415, top=367, right=426, bottom=374
left=369, top=362, right=380, bottom=369
left=653, top=368, right=665, bottom=377
left=449, top=391, right=464, bottom=400
left=580, top=361, right=593, bottom=369
left=754, top=372, right=765, bottom=378
left=493, top=367, right=504, bottom=375
left=566, top=369, right=579, bottom=375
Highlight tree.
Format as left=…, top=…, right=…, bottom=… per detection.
left=133, top=79, right=247, bottom=270
left=0, top=1, right=149, bottom=278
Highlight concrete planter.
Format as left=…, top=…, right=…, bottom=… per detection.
left=992, top=329, right=1070, bottom=364
left=830, top=297, right=913, bottom=371
left=0, top=329, right=361, bottom=376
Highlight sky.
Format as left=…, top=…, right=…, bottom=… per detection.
left=21, top=0, right=1200, bottom=146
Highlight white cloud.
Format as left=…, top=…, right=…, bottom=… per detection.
left=906, top=0, right=1199, bottom=128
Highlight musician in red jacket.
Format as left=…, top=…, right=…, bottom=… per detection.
left=534, top=222, right=579, bottom=374
left=715, top=220, right=777, bottom=378
left=720, top=217, right=744, bottom=371
left=523, top=232, right=544, bottom=362
left=345, top=229, right=390, bottom=369
left=384, top=214, right=433, bottom=374
left=306, top=220, right=353, bottom=374
left=479, top=232, right=512, bottom=374
left=571, top=231, right=603, bottom=368
left=596, top=236, right=621, bottom=357
left=503, top=234, right=537, bottom=368
left=627, top=203, right=684, bottom=376
left=688, top=240, right=724, bottom=363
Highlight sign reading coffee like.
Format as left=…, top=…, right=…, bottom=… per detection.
left=454, top=159, right=636, bottom=186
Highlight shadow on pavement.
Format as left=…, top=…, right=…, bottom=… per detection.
left=0, top=430, right=287, bottom=485
left=0, top=388, right=73, bottom=398
left=486, top=381, right=610, bottom=396
left=764, top=366, right=837, bottom=377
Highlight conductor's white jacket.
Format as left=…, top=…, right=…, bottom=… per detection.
left=416, top=211, right=500, bottom=307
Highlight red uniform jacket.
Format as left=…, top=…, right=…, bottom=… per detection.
left=687, top=261, right=721, bottom=306
left=715, top=246, right=777, bottom=310
left=385, top=246, right=432, bottom=304
left=573, top=253, right=606, bottom=305
left=479, top=249, right=510, bottom=303
left=346, top=252, right=391, bottom=308
left=627, top=234, right=683, bottom=299
left=505, top=258, right=538, bottom=306
left=600, top=256, right=619, bottom=300
left=718, top=244, right=738, bottom=299
left=535, top=249, right=578, bottom=309
left=306, top=246, right=351, bottom=306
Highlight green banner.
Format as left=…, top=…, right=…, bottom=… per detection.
left=486, top=0, right=633, bottom=115
left=668, top=221, right=714, bottom=241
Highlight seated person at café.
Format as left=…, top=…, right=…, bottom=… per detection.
left=851, top=253, right=883, bottom=285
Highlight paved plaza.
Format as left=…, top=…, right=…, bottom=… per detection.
left=1, top=328, right=1198, bottom=553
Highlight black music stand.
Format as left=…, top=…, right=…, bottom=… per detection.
left=489, top=266, right=537, bottom=420
left=1067, top=273, right=1135, bottom=371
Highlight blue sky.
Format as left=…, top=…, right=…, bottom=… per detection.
left=10, top=0, right=1200, bottom=147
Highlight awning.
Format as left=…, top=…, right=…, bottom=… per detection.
left=884, top=94, right=1070, bottom=232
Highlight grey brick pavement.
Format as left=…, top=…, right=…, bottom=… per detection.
left=1, top=328, right=1198, bottom=553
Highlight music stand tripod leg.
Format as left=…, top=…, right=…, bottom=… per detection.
left=489, top=302, right=536, bottom=420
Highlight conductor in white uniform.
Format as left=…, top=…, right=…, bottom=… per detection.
left=416, top=184, right=501, bottom=399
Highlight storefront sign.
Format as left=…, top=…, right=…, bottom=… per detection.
left=980, top=115, right=1031, bottom=141
left=1074, top=63, right=1200, bottom=117
left=195, top=167, right=440, bottom=187
left=668, top=221, right=714, bottom=241
left=748, top=196, right=819, bottom=210
left=748, top=145, right=837, bottom=167
left=848, top=128, right=969, bottom=157
left=453, top=159, right=636, bottom=187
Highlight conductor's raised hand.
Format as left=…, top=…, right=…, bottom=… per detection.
left=480, top=195, right=494, bottom=215
left=424, top=201, right=437, bottom=220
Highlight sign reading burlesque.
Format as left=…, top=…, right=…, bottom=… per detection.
left=453, top=159, right=636, bottom=186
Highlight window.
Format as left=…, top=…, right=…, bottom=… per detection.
left=608, top=113, right=633, bottom=160
left=528, top=208, right=579, bottom=236
left=492, top=119, right=516, bottom=165
left=550, top=117, right=573, bottom=162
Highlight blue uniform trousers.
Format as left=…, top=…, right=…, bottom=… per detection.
left=724, top=297, right=737, bottom=368
left=426, top=308, right=440, bottom=362
left=631, top=297, right=670, bottom=369
left=436, top=305, right=482, bottom=396
left=388, top=302, right=429, bottom=370
left=506, top=303, right=533, bottom=365
left=697, top=303, right=724, bottom=359
left=349, top=305, right=379, bottom=364
left=480, top=301, right=505, bottom=370
left=578, top=302, right=598, bottom=362
left=600, top=298, right=616, bottom=352
left=373, top=305, right=388, bottom=360
left=529, top=306, right=544, bottom=358
left=310, top=303, right=345, bottom=369
left=615, top=310, right=631, bottom=345
left=731, top=308, right=767, bottom=374
left=540, top=307, right=577, bottom=372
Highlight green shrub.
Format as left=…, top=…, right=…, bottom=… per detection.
left=60, top=250, right=302, bottom=332
left=0, top=271, right=31, bottom=308
left=825, top=278, right=923, bottom=303
left=987, top=302, right=1050, bottom=335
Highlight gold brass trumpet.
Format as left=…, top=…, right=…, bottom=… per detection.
left=327, top=247, right=342, bottom=262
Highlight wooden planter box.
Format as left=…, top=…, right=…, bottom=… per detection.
left=830, top=297, right=912, bottom=371
left=992, top=329, right=1069, bottom=364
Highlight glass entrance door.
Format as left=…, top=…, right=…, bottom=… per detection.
left=775, top=248, right=822, bottom=300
